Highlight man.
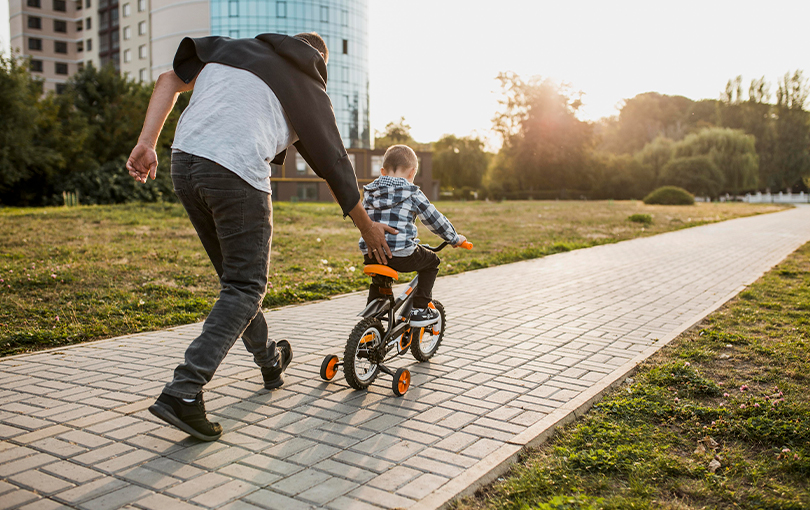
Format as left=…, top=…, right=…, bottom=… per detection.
left=127, top=32, right=396, bottom=441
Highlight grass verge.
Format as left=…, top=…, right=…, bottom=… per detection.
left=0, top=200, right=785, bottom=357
left=454, top=241, right=810, bottom=510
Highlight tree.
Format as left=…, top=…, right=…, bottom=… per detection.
left=635, top=136, right=674, bottom=184
left=659, top=156, right=725, bottom=198
left=374, top=117, right=417, bottom=149
left=0, top=53, right=61, bottom=200
left=770, top=71, right=810, bottom=190
left=431, top=134, right=488, bottom=191
left=673, top=127, right=758, bottom=194
left=486, top=73, right=594, bottom=197
left=590, top=153, right=654, bottom=200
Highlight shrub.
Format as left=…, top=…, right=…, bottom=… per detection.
left=643, top=186, right=695, bottom=205
left=628, top=213, right=652, bottom=225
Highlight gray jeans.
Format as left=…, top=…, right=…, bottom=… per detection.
left=164, top=150, right=278, bottom=399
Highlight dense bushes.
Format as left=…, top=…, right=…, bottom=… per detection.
left=643, top=186, right=695, bottom=205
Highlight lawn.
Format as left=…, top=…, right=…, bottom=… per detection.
left=0, top=200, right=785, bottom=357
left=454, top=241, right=810, bottom=510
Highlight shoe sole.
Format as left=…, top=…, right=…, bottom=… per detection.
left=148, top=401, right=222, bottom=442
left=264, top=340, right=293, bottom=390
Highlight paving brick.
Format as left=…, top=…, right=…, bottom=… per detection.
left=348, top=485, right=415, bottom=510
left=296, top=476, right=358, bottom=506
left=132, top=493, right=200, bottom=510
left=0, top=487, right=39, bottom=508
left=29, top=437, right=87, bottom=458
left=326, top=496, right=385, bottom=510
left=311, top=459, right=376, bottom=484
left=119, top=466, right=181, bottom=490
left=239, top=454, right=302, bottom=476
left=140, top=457, right=205, bottom=481
left=165, top=472, right=230, bottom=500
left=0, top=453, right=58, bottom=477
left=243, top=489, right=313, bottom=510
left=53, top=477, right=128, bottom=505
left=41, top=461, right=102, bottom=484
left=10, top=469, right=74, bottom=494
left=367, top=466, right=421, bottom=491
left=269, top=468, right=330, bottom=496
left=190, top=480, right=258, bottom=508
left=81, top=484, right=153, bottom=510
left=218, top=464, right=281, bottom=486
left=17, top=499, right=73, bottom=510
left=71, top=443, right=134, bottom=467
left=396, top=472, right=449, bottom=500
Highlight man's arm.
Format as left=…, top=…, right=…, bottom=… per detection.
left=347, top=201, right=398, bottom=264
left=127, top=70, right=197, bottom=183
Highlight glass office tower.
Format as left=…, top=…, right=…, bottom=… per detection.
left=210, top=0, right=370, bottom=148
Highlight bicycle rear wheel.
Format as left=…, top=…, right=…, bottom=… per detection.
left=411, top=300, right=445, bottom=362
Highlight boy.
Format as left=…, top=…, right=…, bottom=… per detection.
left=359, top=145, right=466, bottom=326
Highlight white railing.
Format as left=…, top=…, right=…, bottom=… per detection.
left=743, top=191, right=810, bottom=204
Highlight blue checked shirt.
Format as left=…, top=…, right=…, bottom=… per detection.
left=359, top=175, right=461, bottom=257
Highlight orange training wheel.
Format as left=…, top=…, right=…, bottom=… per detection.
left=320, top=354, right=339, bottom=381
left=392, top=367, right=410, bottom=397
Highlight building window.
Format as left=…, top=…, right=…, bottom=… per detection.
left=86, top=38, right=92, bottom=51
left=138, top=68, right=146, bottom=82
left=54, top=19, right=67, bottom=32
left=85, top=17, right=91, bottom=29
left=138, top=21, right=146, bottom=35
left=28, top=16, right=42, bottom=29
left=371, top=155, right=383, bottom=176
left=27, top=0, right=41, bottom=7
left=138, top=44, right=146, bottom=58
left=99, top=35, right=108, bottom=52
left=56, top=83, right=66, bottom=94
left=342, top=39, right=348, bottom=55
left=28, top=38, right=42, bottom=51
left=296, top=183, right=318, bottom=201
left=342, top=9, right=348, bottom=26
left=111, top=8, right=119, bottom=26
left=85, top=0, right=90, bottom=7
left=99, top=13, right=108, bottom=30
left=137, top=0, right=145, bottom=11
left=76, top=19, right=83, bottom=31
left=77, top=40, right=83, bottom=51
left=55, top=62, right=68, bottom=75
left=122, top=3, right=130, bottom=16
left=30, top=60, right=43, bottom=72
left=77, top=62, right=83, bottom=70
left=55, top=41, right=67, bottom=53
left=123, top=49, right=131, bottom=62
left=76, top=0, right=81, bottom=10
left=53, top=0, right=66, bottom=11
left=276, top=1, right=285, bottom=17
left=229, top=0, right=238, bottom=17
left=320, top=5, right=328, bottom=22
left=123, top=26, right=130, bottom=39
left=111, top=30, right=119, bottom=50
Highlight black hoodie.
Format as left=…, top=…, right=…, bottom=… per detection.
left=172, top=33, right=360, bottom=216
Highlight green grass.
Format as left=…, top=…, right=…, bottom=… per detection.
left=0, top=200, right=785, bottom=357
left=454, top=241, right=810, bottom=510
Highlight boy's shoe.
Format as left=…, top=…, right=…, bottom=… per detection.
left=409, top=307, right=440, bottom=327
left=148, top=392, right=222, bottom=441
left=261, top=339, right=293, bottom=389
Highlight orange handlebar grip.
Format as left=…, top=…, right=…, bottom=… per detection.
left=460, top=241, right=473, bottom=250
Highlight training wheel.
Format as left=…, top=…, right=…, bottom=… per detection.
left=320, top=354, right=340, bottom=381
left=392, top=367, right=411, bottom=397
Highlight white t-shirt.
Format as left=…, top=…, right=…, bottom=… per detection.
left=172, top=63, right=297, bottom=194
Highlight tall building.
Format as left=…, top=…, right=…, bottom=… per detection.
left=8, top=0, right=370, bottom=149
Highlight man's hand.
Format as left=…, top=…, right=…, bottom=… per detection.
left=362, top=222, right=398, bottom=264
left=127, top=143, right=158, bottom=183
left=453, top=234, right=468, bottom=247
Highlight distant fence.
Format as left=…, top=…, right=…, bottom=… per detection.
left=695, top=191, right=810, bottom=204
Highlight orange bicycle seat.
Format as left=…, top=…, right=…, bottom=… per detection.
left=363, top=265, right=399, bottom=280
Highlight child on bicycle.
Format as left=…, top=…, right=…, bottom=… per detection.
left=359, top=145, right=466, bottom=327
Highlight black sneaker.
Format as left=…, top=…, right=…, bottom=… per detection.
left=261, top=339, right=293, bottom=389
left=410, top=307, right=440, bottom=327
left=148, top=392, right=222, bottom=441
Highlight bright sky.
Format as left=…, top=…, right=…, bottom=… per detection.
left=2, top=0, right=807, bottom=149
left=368, top=0, right=810, bottom=148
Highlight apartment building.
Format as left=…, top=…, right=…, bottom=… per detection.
left=9, top=0, right=89, bottom=92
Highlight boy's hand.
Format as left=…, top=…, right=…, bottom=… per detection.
left=127, top=143, right=158, bottom=183
left=453, top=235, right=467, bottom=247
left=362, top=222, right=398, bottom=264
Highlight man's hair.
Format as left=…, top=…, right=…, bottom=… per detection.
left=383, top=145, right=418, bottom=173
left=294, top=32, right=329, bottom=64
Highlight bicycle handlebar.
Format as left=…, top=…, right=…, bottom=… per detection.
left=424, top=240, right=474, bottom=252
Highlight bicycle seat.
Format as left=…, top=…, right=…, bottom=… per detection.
left=364, top=264, right=398, bottom=280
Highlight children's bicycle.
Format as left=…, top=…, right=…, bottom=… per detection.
left=320, top=240, right=473, bottom=396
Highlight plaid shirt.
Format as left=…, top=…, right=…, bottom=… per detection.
left=358, top=175, right=460, bottom=256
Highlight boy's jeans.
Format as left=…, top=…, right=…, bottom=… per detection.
left=164, top=151, right=278, bottom=399
left=364, top=245, right=440, bottom=309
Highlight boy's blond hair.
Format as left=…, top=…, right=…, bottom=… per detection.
left=382, top=145, right=418, bottom=173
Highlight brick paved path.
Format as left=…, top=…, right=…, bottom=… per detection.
left=2, top=206, right=810, bottom=510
